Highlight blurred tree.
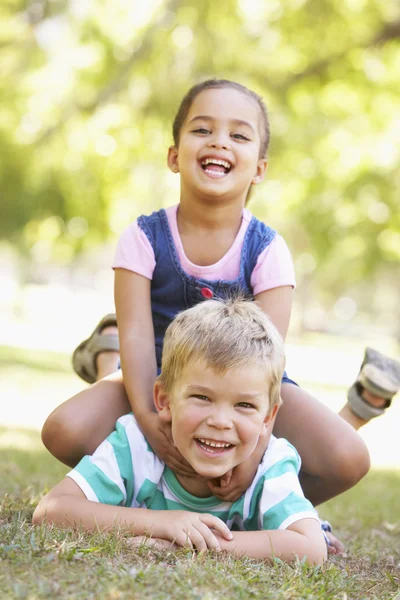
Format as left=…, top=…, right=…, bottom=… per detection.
left=0, top=0, right=399, bottom=319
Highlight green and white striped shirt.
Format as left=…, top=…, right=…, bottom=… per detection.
left=68, top=414, right=317, bottom=531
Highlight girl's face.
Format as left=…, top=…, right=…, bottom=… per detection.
left=168, top=88, right=267, bottom=203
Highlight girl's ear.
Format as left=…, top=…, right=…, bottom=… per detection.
left=262, top=403, right=279, bottom=429
left=167, top=146, right=180, bottom=173
left=153, top=380, right=172, bottom=422
left=252, top=159, right=268, bottom=185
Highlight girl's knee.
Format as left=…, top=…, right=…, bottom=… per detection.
left=41, top=408, right=87, bottom=467
left=329, top=433, right=370, bottom=487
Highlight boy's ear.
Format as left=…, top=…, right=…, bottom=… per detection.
left=252, top=159, right=267, bottom=185
left=263, top=403, right=279, bottom=428
left=167, top=146, right=180, bottom=173
left=153, top=380, right=172, bottom=423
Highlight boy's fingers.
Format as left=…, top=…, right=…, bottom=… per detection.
left=189, top=527, right=209, bottom=553
left=193, top=524, right=220, bottom=552
left=200, top=514, right=232, bottom=541
left=174, top=531, right=193, bottom=549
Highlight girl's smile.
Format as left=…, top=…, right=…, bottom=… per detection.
left=168, top=88, right=267, bottom=203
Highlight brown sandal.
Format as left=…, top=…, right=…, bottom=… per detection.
left=72, top=314, right=119, bottom=383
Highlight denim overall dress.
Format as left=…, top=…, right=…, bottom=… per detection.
left=138, top=208, right=296, bottom=385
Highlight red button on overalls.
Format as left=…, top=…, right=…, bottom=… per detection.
left=201, top=287, right=213, bottom=299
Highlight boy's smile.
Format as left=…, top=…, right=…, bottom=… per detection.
left=155, top=358, right=275, bottom=497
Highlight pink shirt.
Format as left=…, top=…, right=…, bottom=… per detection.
left=112, top=205, right=295, bottom=295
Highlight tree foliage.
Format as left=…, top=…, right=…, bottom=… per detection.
left=1, top=0, right=399, bottom=312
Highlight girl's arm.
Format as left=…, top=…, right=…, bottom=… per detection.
left=218, top=518, right=327, bottom=565
left=32, top=478, right=232, bottom=552
left=114, top=268, right=194, bottom=476
left=255, top=285, right=293, bottom=341
left=114, top=268, right=156, bottom=418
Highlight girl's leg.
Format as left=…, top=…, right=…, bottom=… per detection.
left=274, top=384, right=371, bottom=507
left=276, top=349, right=400, bottom=506
left=42, top=370, right=130, bottom=467
left=338, top=391, right=388, bottom=430
left=42, top=325, right=127, bottom=468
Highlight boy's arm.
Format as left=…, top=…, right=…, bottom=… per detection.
left=217, top=518, right=327, bottom=565
left=33, top=478, right=232, bottom=552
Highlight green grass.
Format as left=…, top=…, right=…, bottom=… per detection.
left=1, top=430, right=399, bottom=599
left=1, top=345, right=400, bottom=599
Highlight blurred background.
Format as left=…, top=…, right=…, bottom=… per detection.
left=1, top=0, right=399, bottom=467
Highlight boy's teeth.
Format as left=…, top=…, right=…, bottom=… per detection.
left=198, top=438, right=232, bottom=448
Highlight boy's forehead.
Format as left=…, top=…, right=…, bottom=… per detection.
left=175, top=357, right=270, bottom=397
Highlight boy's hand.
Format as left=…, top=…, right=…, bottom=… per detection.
left=127, top=536, right=180, bottom=551
left=208, top=429, right=271, bottom=502
left=155, top=510, right=233, bottom=552
left=139, top=413, right=197, bottom=478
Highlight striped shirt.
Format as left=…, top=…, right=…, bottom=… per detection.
left=67, top=414, right=317, bottom=531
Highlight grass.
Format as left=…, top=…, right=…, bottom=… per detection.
left=1, top=347, right=400, bottom=599
left=1, top=435, right=400, bottom=598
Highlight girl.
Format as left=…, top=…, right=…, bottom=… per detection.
left=42, top=80, right=400, bottom=543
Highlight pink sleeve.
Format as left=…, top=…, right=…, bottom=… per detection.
left=112, top=221, right=156, bottom=280
left=250, top=234, right=296, bottom=296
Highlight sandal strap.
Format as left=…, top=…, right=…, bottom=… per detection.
left=348, top=384, right=387, bottom=421
left=85, top=333, right=120, bottom=355
left=72, top=313, right=119, bottom=384
left=348, top=348, right=400, bottom=421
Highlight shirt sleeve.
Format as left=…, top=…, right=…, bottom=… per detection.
left=112, top=220, right=156, bottom=280
left=66, top=419, right=135, bottom=507
left=259, top=444, right=318, bottom=531
left=250, top=234, right=296, bottom=296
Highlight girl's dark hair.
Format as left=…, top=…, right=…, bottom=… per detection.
left=172, top=79, right=270, bottom=159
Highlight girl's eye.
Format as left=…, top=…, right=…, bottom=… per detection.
left=192, top=128, right=210, bottom=135
left=236, top=402, right=256, bottom=409
left=232, top=133, right=250, bottom=141
left=193, top=394, right=210, bottom=401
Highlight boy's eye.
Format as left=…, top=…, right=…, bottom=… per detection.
left=236, top=402, right=256, bottom=409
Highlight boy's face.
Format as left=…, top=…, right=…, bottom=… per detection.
left=155, top=358, right=276, bottom=480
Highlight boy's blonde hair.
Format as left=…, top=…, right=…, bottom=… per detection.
left=159, top=298, right=285, bottom=413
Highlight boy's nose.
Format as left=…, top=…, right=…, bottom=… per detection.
left=206, top=407, right=233, bottom=429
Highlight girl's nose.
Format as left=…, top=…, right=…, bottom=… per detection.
left=208, top=131, right=230, bottom=150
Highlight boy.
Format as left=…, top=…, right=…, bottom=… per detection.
left=33, top=299, right=327, bottom=564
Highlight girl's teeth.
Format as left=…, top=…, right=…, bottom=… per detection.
left=202, top=158, right=231, bottom=169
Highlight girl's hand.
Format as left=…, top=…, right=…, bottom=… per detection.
left=208, top=429, right=271, bottom=502
left=207, top=461, right=256, bottom=502
left=139, top=413, right=197, bottom=478
left=155, top=510, right=233, bottom=552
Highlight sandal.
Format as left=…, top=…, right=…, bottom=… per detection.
left=320, top=520, right=345, bottom=556
left=348, top=347, right=400, bottom=421
left=72, top=314, right=119, bottom=384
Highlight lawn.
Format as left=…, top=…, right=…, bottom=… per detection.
left=1, top=345, right=400, bottom=599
